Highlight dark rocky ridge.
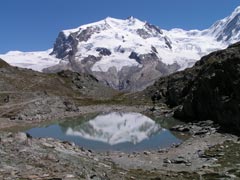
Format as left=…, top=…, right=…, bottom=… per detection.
left=0, top=60, right=118, bottom=121
left=0, top=58, right=10, bottom=68
left=144, top=42, right=240, bottom=132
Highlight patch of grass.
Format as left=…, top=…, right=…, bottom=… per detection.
left=204, top=140, right=240, bottom=178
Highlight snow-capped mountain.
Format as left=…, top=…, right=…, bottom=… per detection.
left=51, top=16, right=174, bottom=71
left=1, top=6, right=240, bottom=91
left=45, top=16, right=181, bottom=91
left=0, top=49, right=60, bottom=71
left=65, top=112, right=162, bottom=145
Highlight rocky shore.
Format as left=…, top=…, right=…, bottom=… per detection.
left=1, top=117, right=239, bottom=180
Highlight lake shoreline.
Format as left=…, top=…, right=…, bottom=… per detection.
left=1, top=105, right=239, bottom=179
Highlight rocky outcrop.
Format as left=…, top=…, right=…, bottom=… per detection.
left=50, top=32, right=79, bottom=59
left=96, top=47, right=112, bottom=56
left=0, top=58, right=10, bottom=68
left=146, top=42, right=240, bottom=133
left=92, top=54, right=180, bottom=91
left=0, top=59, right=118, bottom=121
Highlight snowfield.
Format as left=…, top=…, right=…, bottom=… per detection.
left=0, top=49, right=60, bottom=72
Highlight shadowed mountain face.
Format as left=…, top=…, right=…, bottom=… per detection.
left=143, top=42, right=240, bottom=133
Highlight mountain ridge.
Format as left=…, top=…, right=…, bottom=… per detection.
left=1, top=6, right=240, bottom=91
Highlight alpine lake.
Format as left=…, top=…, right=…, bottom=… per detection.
left=26, top=112, right=186, bottom=152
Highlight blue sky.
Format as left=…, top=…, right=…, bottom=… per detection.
left=0, top=0, right=239, bottom=53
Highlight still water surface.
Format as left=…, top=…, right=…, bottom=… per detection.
left=26, top=112, right=182, bottom=152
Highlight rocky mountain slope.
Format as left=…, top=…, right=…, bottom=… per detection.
left=142, top=42, right=240, bottom=133
left=0, top=58, right=118, bottom=121
left=1, top=7, right=240, bottom=91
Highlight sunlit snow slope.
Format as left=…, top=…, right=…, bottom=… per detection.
left=0, top=49, right=60, bottom=72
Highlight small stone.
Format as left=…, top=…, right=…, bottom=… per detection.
left=88, top=149, right=92, bottom=153
left=90, top=175, right=101, bottom=180
left=209, top=164, right=221, bottom=168
left=163, top=163, right=168, bottom=167
left=92, top=157, right=99, bottom=162
left=143, top=151, right=150, bottom=155
left=7, top=133, right=13, bottom=137
left=62, top=141, right=72, bottom=146
left=27, top=175, right=39, bottom=179
left=42, top=142, right=55, bottom=148
left=217, top=152, right=225, bottom=156
left=194, top=130, right=209, bottom=135
left=202, top=164, right=210, bottom=168
left=171, top=157, right=189, bottom=164
left=65, top=174, right=75, bottom=178
left=186, top=162, right=192, bottom=166
left=15, top=132, right=27, bottom=142
left=163, top=158, right=171, bottom=164
left=42, top=174, right=50, bottom=178
left=158, top=148, right=167, bottom=153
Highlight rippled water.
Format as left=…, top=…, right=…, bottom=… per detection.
left=26, top=112, right=182, bottom=152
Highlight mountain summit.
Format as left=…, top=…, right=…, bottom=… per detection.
left=46, top=16, right=180, bottom=91
left=207, top=6, right=240, bottom=44
left=51, top=16, right=173, bottom=72
left=1, top=6, right=240, bottom=91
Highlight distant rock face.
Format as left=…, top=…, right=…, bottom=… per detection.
left=146, top=42, right=240, bottom=133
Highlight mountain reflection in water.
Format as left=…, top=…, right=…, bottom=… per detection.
left=27, top=112, right=182, bottom=152
left=65, top=112, right=162, bottom=145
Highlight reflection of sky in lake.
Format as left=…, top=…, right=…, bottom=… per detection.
left=26, top=112, right=182, bottom=152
